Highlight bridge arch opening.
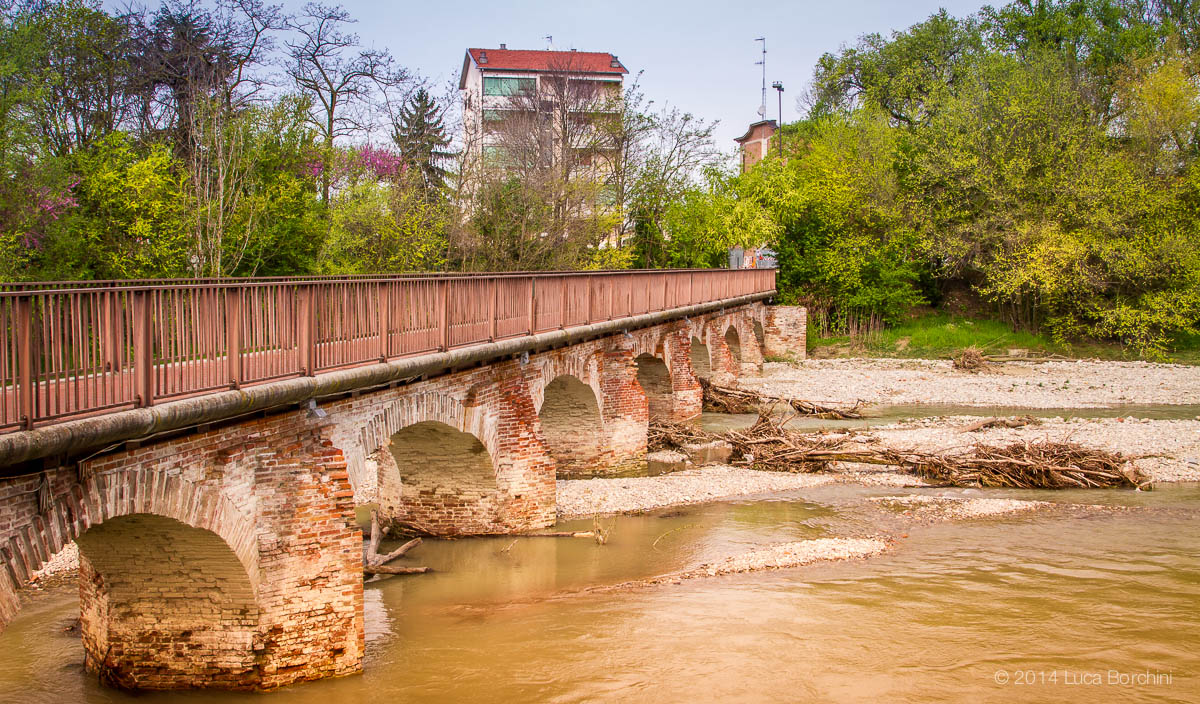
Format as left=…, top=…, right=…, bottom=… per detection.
left=725, top=326, right=742, bottom=366
left=539, top=375, right=605, bottom=477
left=690, top=337, right=711, bottom=380
left=75, top=513, right=260, bottom=690
left=384, top=421, right=501, bottom=536
left=635, top=354, right=673, bottom=421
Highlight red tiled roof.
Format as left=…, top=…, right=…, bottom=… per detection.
left=463, top=48, right=628, bottom=77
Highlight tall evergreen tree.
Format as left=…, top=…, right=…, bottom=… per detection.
left=392, top=88, right=451, bottom=193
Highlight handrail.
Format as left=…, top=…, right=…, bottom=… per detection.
left=0, top=268, right=776, bottom=433
left=0, top=268, right=751, bottom=292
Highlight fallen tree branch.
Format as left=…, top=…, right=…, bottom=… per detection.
left=959, top=416, right=1041, bottom=433
left=523, top=531, right=597, bottom=538
left=364, top=565, right=431, bottom=576
left=699, top=378, right=864, bottom=418
left=372, top=537, right=422, bottom=567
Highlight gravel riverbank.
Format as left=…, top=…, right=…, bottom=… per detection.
left=743, top=359, right=1200, bottom=408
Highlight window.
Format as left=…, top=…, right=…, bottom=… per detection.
left=483, top=77, right=535, bottom=96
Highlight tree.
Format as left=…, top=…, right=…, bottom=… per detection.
left=57, top=133, right=192, bottom=279
left=811, top=10, right=985, bottom=125
left=285, top=2, right=407, bottom=202
left=392, top=87, right=452, bottom=194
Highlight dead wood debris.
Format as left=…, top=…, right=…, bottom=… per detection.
left=952, top=347, right=992, bottom=372
left=649, top=413, right=1149, bottom=490
left=959, top=416, right=1041, bottom=433
left=363, top=511, right=430, bottom=577
left=699, top=377, right=864, bottom=419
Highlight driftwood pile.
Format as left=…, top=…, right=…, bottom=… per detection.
left=959, top=416, right=1041, bottom=433
left=700, top=378, right=864, bottom=419
left=650, top=411, right=1149, bottom=490
left=952, top=346, right=991, bottom=372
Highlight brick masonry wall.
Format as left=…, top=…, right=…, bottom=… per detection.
left=764, top=306, right=808, bottom=360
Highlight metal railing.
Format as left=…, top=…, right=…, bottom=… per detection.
left=1, top=268, right=775, bottom=432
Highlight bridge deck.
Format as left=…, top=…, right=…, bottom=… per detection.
left=1, top=269, right=775, bottom=432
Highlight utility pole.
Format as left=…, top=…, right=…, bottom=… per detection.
left=754, top=38, right=766, bottom=120
left=771, top=81, right=784, bottom=157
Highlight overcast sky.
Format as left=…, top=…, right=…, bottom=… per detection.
left=338, top=0, right=987, bottom=154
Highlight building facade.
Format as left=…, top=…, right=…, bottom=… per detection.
left=459, top=46, right=628, bottom=168
left=734, top=119, right=778, bottom=172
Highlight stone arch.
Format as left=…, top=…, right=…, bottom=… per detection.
left=383, top=420, right=503, bottom=536
left=0, top=469, right=258, bottom=598
left=528, top=351, right=604, bottom=416
left=350, top=390, right=497, bottom=505
left=539, top=374, right=606, bottom=477
left=690, top=336, right=712, bottom=380
left=0, top=470, right=261, bottom=687
left=753, top=319, right=765, bottom=350
left=725, top=326, right=742, bottom=366
left=635, top=353, right=673, bottom=420
left=76, top=513, right=260, bottom=689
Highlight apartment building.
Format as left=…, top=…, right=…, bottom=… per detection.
left=458, top=46, right=628, bottom=169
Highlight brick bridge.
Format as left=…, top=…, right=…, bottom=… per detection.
left=0, top=269, right=805, bottom=690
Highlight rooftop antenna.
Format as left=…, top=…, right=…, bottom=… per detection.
left=754, top=37, right=767, bottom=119
left=544, top=35, right=555, bottom=50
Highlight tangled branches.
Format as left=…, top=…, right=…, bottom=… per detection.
left=648, top=412, right=1149, bottom=490
left=699, top=378, right=865, bottom=418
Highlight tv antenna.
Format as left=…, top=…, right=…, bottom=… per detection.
left=754, top=37, right=767, bottom=118
left=544, top=35, right=555, bottom=50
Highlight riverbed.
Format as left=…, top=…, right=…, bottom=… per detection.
left=1, top=358, right=1198, bottom=702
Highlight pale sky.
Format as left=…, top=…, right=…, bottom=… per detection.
left=340, top=0, right=988, bottom=154
left=112, top=0, right=991, bottom=158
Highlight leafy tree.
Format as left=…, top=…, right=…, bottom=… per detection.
left=811, top=10, right=985, bottom=125
left=391, top=87, right=451, bottom=194
left=56, top=133, right=191, bottom=278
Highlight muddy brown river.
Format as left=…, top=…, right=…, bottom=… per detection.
left=0, top=478, right=1197, bottom=703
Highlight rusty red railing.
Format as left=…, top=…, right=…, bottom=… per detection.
left=0, top=269, right=775, bottom=433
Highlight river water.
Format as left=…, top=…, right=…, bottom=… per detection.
left=1, top=477, right=1197, bottom=703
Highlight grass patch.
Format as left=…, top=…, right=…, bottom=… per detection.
left=807, top=311, right=1200, bottom=364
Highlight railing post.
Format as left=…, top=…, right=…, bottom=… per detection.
left=298, top=285, right=316, bottom=376
left=607, top=276, right=614, bottom=320
left=488, top=279, right=498, bottom=342
left=132, top=290, right=154, bottom=407
left=527, top=277, right=536, bottom=335
left=559, top=275, right=567, bottom=329
left=226, top=287, right=242, bottom=389
left=16, top=296, right=34, bottom=429
left=377, top=281, right=389, bottom=361
left=586, top=277, right=593, bottom=323
left=439, top=279, right=450, bottom=351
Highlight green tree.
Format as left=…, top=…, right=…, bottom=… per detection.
left=55, top=133, right=191, bottom=278
left=392, top=87, right=452, bottom=194
left=811, top=10, right=985, bottom=125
